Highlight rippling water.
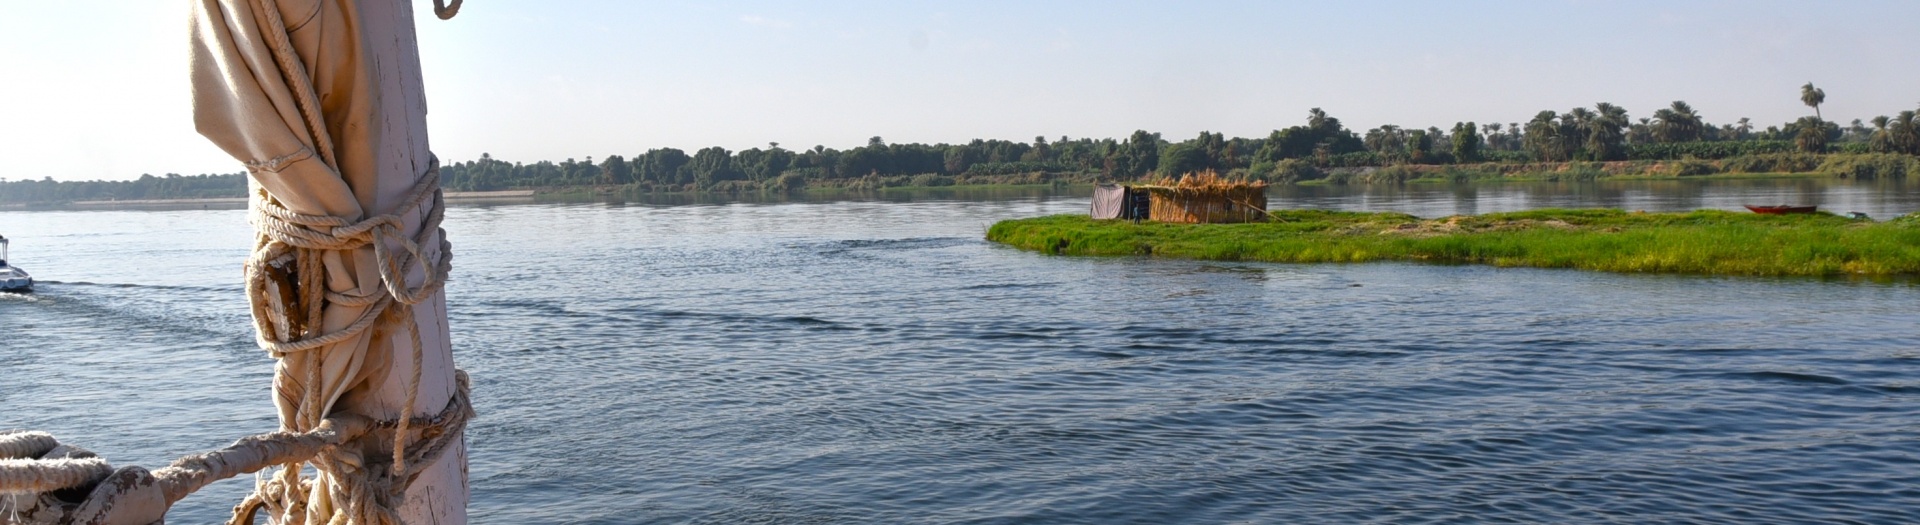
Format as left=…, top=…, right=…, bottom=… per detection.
left=4, top=181, right=1919, bottom=523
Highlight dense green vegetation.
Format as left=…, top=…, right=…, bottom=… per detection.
left=0, top=172, right=246, bottom=205
left=427, top=97, right=1915, bottom=193
left=987, top=210, right=1920, bottom=277
left=7, top=85, right=1919, bottom=204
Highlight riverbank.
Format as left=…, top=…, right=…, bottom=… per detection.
left=987, top=209, right=1920, bottom=277
left=7, top=153, right=1915, bottom=207
left=0, top=190, right=539, bottom=210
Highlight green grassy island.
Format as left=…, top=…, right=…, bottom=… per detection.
left=987, top=209, right=1920, bottom=277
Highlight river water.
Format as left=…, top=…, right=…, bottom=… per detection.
left=3, top=179, right=1918, bottom=524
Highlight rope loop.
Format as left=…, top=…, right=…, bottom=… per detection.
left=245, top=157, right=452, bottom=358
left=432, top=0, right=463, bottom=20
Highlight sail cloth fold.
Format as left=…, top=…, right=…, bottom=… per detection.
left=190, top=1, right=465, bottom=524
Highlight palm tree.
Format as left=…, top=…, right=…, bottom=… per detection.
left=1595, top=102, right=1629, bottom=124
left=1365, top=125, right=1407, bottom=161
left=1564, top=107, right=1595, bottom=155
left=1525, top=111, right=1562, bottom=161
left=1792, top=116, right=1829, bottom=153
left=1484, top=122, right=1504, bottom=151
left=1653, top=101, right=1703, bottom=143
left=1651, top=109, right=1678, bottom=142
left=1869, top=115, right=1894, bottom=153
left=1893, top=111, right=1919, bottom=154
left=1587, top=103, right=1629, bottom=161
left=1801, top=82, right=1826, bottom=121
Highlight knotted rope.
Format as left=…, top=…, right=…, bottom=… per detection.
left=236, top=155, right=459, bottom=524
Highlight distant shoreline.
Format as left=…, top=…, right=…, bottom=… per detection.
left=0, top=190, right=540, bottom=210
left=0, top=169, right=1891, bottom=210
left=66, top=189, right=538, bottom=205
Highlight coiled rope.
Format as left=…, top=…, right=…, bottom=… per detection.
left=0, top=431, right=107, bottom=496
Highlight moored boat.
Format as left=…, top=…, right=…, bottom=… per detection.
left=0, top=235, right=30, bottom=293
left=1744, top=205, right=1818, bottom=215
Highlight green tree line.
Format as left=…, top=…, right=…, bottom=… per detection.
left=434, top=89, right=1920, bottom=191
left=7, top=86, right=1919, bottom=203
left=0, top=172, right=246, bottom=205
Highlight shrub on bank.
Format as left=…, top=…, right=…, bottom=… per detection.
left=1664, top=158, right=1718, bottom=177
left=1546, top=162, right=1607, bottom=181
left=910, top=173, right=956, bottom=187
left=1627, top=141, right=1797, bottom=160
left=1722, top=153, right=1822, bottom=173
left=1249, top=159, right=1326, bottom=183
left=1817, top=153, right=1919, bottom=180
left=768, top=172, right=808, bottom=192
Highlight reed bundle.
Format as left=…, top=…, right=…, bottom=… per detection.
left=1136, top=171, right=1269, bottom=223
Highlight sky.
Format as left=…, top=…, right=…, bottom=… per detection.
left=3, top=0, right=1917, bottom=181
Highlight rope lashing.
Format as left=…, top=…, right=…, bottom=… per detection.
left=0, top=372, right=471, bottom=512
left=244, top=158, right=451, bottom=358
left=238, top=155, right=459, bottom=524
left=234, top=3, right=462, bottom=519
left=169, top=370, right=472, bottom=506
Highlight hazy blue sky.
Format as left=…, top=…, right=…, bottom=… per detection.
left=4, top=1, right=1917, bottom=181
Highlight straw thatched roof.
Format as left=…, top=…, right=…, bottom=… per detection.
left=1133, top=171, right=1268, bottom=224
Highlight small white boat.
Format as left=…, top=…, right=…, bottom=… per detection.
left=1, top=235, right=32, bottom=293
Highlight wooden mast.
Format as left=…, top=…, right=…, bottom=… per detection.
left=354, top=2, right=466, bottom=522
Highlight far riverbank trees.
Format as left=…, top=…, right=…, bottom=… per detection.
left=8, top=89, right=1920, bottom=203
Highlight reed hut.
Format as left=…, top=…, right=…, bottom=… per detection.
left=1134, top=172, right=1269, bottom=224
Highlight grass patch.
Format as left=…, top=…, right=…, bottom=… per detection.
left=986, top=209, right=1920, bottom=277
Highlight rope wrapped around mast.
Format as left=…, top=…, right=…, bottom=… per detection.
left=238, top=156, right=461, bottom=525
left=244, top=158, right=451, bottom=357
left=1, top=0, right=476, bottom=522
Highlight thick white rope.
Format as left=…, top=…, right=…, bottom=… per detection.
left=0, top=458, right=111, bottom=495
left=0, top=432, right=58, bottom=461
left=0, top=373, right=470, bottom=513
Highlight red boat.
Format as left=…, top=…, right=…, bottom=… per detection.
left=1745, top=205, right=1818, bottom=215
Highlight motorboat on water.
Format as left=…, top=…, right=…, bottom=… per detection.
left=1, top=235, right=32, bottom=292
